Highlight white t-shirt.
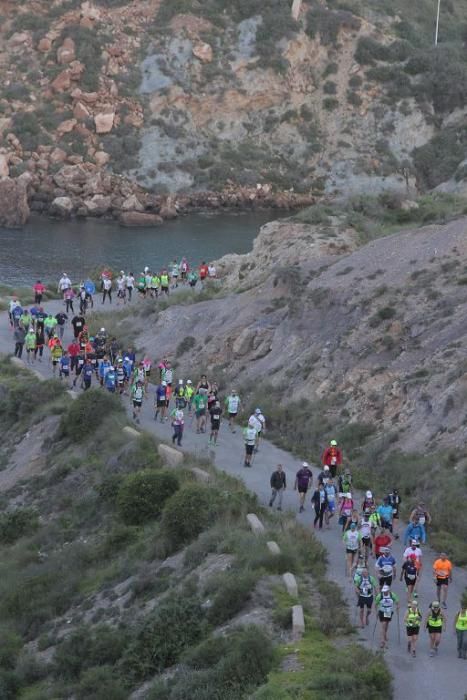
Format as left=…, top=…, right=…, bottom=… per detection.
left=208, top=265, right=217, bottom=277
left=227, top=395, right=240, bottom=413
left=126, top=275, right=135, bottom=288
left=59, top=276, right=71, bottom=290
left=404, top=546, right=422, bottom=561
left=103, top=278, right=112, bottom=291
left=249, top=415, right=262, bottom=432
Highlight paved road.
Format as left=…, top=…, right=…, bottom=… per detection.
left=1, top=298, right=466, bottom=700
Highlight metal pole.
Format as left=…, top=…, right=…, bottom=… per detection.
left=434, top=0, right=441, bottom=46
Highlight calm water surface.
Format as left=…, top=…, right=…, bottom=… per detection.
left=0, top=211, right=280, bottom=286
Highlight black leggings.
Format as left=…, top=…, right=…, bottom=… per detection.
left=314, top=504, right=326, bottom=528
left=102, top=290, right=112, bottom=303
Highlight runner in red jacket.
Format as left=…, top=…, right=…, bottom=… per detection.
left=322, top=439, right=343, bottom=478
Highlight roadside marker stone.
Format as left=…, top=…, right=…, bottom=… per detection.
left=283, top=572, right=299, bottom=598
left=267, top=541, right=281, bottom=555
left=246, top=513, right=265, bottom=534
left=67, top=390, right=78, bottom=400
left=292, top=0, right=303, bottom=20
left=158, top=443, right=184, bottom=467
left=123, top=426, right=140, bottom=439
left=292, top=605, right=305, bottom=640
left=191, top=467, right=211, bottom=482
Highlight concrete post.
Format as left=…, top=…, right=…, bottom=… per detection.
left=292, top=0, right=303, bottom=20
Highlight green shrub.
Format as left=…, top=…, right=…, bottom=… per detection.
left=0, top=378, right=64, bottom=429
left=176, top=335, right=196, bottom=357
left=161, top=485, right=223, bottom=549
left=206, top=570, right=258, bottom=625
left=323, top=80, right=337, bottom=95
left=377, top=305, right=396, bottom=320
left=120, top=595, right=205, bottom=683
left=323, top=97, right=339, bottom=111
left=58, top=389, right=124, bottom=441
left=306, top=7, right=360, bottom=46
left=413, top=126, right=467, bottom=189
left=54, top=625, right=128, bottom=681
left=76, top=665, right=128, bottom=700
left=117, top=469, right=179, bottom=525
left=0, top=509, right=38, bottom=545
left=0, top=629, right=22, bottom=669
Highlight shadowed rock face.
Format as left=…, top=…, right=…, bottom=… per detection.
left=0, top=176, right=30, bottom=228
left=136, top=214, right=467, bottom=453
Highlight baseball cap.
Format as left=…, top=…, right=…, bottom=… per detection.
left=431, top=601, right=440, bottom=608
left=382, top=585, right=390, bottom=593
left=411, top=539, right=418, bottom=545
left=186, top=379, right=192, bottom=384
left=162, top=380, right=167, bottom=386
left=330, top=439, right=337, bottom=446
left=366, top=490, right=372, bottom=498
left=324, top=465, right=330, bottom=471
left=255, top=408, right=261, bottom=414
left=302, top=461, right=309, bottom=467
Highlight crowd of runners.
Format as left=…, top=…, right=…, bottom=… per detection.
left=4, top=274, right=467, bottom=664
left=269, top=449, right=467, bottom=657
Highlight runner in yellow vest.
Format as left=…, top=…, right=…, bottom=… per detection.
left=455, top=602, right=467, bottom=659
left=425, top=601, right=445, bottom=657
left=404, top=600, right=422, bottom=657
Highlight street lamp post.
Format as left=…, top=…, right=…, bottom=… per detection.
left=434, top=0, right=441, bottom=46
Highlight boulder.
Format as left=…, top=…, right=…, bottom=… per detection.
left=69, top=60, right=85, bottom=80
left=121, top=194, right=144, bottom=212
left=192, top=42, right=213, bottom=63
left=0, top=153, right=9, bottom=178
left=94, top=150, right=110, bottom=166
left=9, top=32, right=32, bottom=47
left=160, top=202, right=178, bottom=219
left=246, top=513, right=265, bottom=535
left=57, top=118, right=77, bottom=135
left=267, top=541, right=281, bottom=556
left=49, top=147, right=68, bottom=164
left=80, top=91, right=99, bottom=104
left=50, top=196, right=74, bottom=218
left=157, top=443, right=183, bottom=467
left=53, top=164, right=89, bottom=189
left=94, top=112, right=114, bottom=134
left=191, top=467, right=211, bottom=482
left=57, top=38, right=76, bottom=64
left=292, top=605, right=305, bottom=640
left=37, top=37, right=52, bottom=52
left=119, top=211, right=163, bottom=227
left=83, top=193, right=112, bottom=216
left=81, top=1, right=101, bottom=21
left=51, top=69, right=71, bottom=93
left=282, top=572, right=299, bottom=598
left=73, top=101, right=91, bottom=120
left=0, top=177, right=30, bottom=228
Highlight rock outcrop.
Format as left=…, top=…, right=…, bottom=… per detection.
left=0, top=176, right=30, bottom=228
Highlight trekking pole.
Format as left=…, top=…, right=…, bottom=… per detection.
left=397, top=608, right=401, bottom=646
left=372, top=617, right=378, bottom=648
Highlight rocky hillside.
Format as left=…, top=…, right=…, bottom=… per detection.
left=1, top=0, right=467, bottom=225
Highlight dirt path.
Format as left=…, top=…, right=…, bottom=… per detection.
left=1, top=299, right=466, bottom=700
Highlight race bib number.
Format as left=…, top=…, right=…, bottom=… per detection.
left=419, top=516, right=425, bottom=525
left=384, top=610, right=392, bottom=619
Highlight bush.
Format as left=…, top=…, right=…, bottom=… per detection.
left=413, top=126, right=467, bottom=189
left=0, top=509, right=38, bottom=545
left=0, top=629, right=22, bottom=670
left=307, top=7, right=360, bottom=46
left=58, top=389, right=124, bottom=441
left=161, top=485, right=223, bottom=549
left=0, top=378, right=64, bottom=429
left=323, top=80, right=337, bottom=95
left=176, top=335, right=196, bottom=357
left=54, top=625, right=128, bottom=681
left=323, top=97, right=339, bottom=111
left=206, top=570, right=258, bottom=625
left=117, top=469, right=179, bottom=525
left=120, top=595, right=205, bottom=683
left=76, top=666, right=128, bottom=700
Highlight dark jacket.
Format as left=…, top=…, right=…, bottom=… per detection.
left=14, top=327, right=26, bottom=343
left=311, top=488, right=328, bottom=508
left=270, top=470, right=286, bottom=490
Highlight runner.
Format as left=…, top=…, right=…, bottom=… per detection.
left=403, top=540, right=423, bottom=581
left=199, top=261, right=209, bottom=283
left=160, top=270, right=169, bottom=296
left=57, top=272, right=71, bottom=296
left=243, top=420, right=257, bottom=467
left=35, top=321, right=45, bottom=362
left=64, top=287, right=75, bottom=313
left=354, top=567, right=377, bottom=629
left=311, top=482, right=328, bottom=530
left=194, top=390, right=208, bottom=434
left=455, top=598, right=467, bottom=659
left=150, top=271, right=160, bottom=299
left=324, top=477, right=337, bottom=526
left=180, top=257, right=189, bottom=283
left=322, top=438, right=342, bottom=478
left=253, top=408, right=266, bottom=450
left=81, top=358, right=93, bottom=390
left=55, top=311, right=68, bottom=341
left=131, top=381, right=144, bottom=423
left=408, top=501, right=431, bottom=543
left=317, top=464, right=331, bottom=486
left=388, top=488, right=401, bottom=539
left=8, top=298, right=21, bottom=327
left=71, top=313, right=85, bottom=340
left=50, top=338, right=63, bottom=376
left=374, top=525, right=392, bottom=557
left=377, top=497, right=393, bottom=533
left=171, top=407, right=184, bottom=446
left=400, top=554, right=419, bottom=601
left=170, top=259, right=179, bottom=288
left=102, top=276, right=112, bottom=305
left=425, top=601, right=445, bottom=657
left=269, top=464, right=286, bottom=510
left=209, top=400, right=222, bottom=446
left=404, top=599, right=422, bottom=657
left=338, top=492, right=354, bottom=531
left=294, top=462, right=313, bottom=513
left=343, top=522, right=361, bottom=577
left=225, top=389, right=240, bottom=433
left=362, top=490, right=376, bottom=514
left=116, top=272, right=126, bottom=305
left=58, top=350, right=70, bottom=382
left=104, top=365, right=117, bottom=393
left=44, top=313, right=57, bottom=340
left=433, top=553, right=453, bottom=609
left=375, top=585, right=399, bottom=649
left=174, top=380, right=187, bottom=410
left=33, top=280, right=46, bottom=305
left=24, top=327, right=36, bottom=364
left=13, top=324, right=25, bottom=358
left=126, top=272, right=135, bottom=302
left=338, top=467, right=352, bottom=494
left=154, top=381, right=168, bottom=423
left=359, top=511, right=373, bottom=561
left=375, top=546, right=396, bottom=590
left=188, top=269, right=198, bottom=288
left=184, top=379, right=194, bottom=416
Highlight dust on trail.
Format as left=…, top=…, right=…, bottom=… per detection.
left=0, top=297, right=465, bottom=700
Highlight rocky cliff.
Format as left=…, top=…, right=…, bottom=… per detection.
left=1, top=0, right=467, bottom=224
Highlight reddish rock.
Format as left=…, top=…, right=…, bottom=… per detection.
left=51, top=70, right=71, bottom=93
left=119, top=211, right=163, bottom=227
left=57, top=38, right=76, bottom=64
left=57, top=118, right=77, bottom=135
left=38, top=37, right=52, bottom=52
left=49, top=147, right=68, bottom=164
left=94, top=150, right=110, bottom=166
left=192, top=42, right=213, bottom=63
left=69, top=61, right=85, bottom=80
left=67, top=155, right=84, bottom=165
left=121, top=194, right=144, bottom=212
left=53, top=164, right=89, bottom=189
left=94, top=112, right=114, bottom=134
left=9, top=32, right=32, bottom=47
left=80, top=91, right=99, bottom=104
left=84, top=194, right=112, bottom=216
left=73, top=101, right=91, bottom=120
left=0, top=154, right=9, bottom=178
left=50, top=196, right=73, bottom=218
left=0, top=176, right=30, bottom=227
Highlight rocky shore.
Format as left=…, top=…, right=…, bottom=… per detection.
left=0, top=171, right=314, bottom=228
